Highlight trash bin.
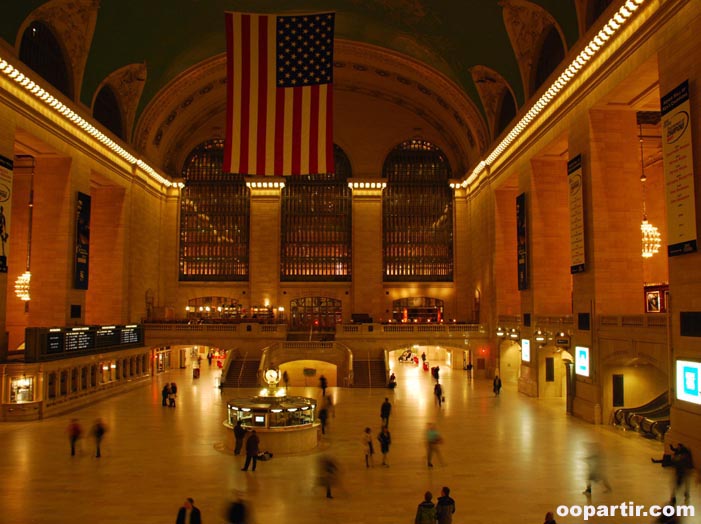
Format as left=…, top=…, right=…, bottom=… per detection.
left=193, top=368, right=200, bottom=379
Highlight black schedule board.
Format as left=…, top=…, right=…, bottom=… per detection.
left=64, top=330, right=95, bottom=352
left=95, top=327, right=120, bottom=348
left=47, top=332, right=64, bottom=354
left=120, top=326, right=140, bottom=344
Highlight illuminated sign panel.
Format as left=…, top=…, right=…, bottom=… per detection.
left=521, top=339, right=531, bottom=362
left=676, top=360, right=701, bottom=405
left=575, top=346, right=590, bottom=377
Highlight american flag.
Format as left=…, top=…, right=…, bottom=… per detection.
left=224, top=12, right=335, bottom=176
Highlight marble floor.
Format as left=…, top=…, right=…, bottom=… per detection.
left=0, top=361, right=693, bottom=524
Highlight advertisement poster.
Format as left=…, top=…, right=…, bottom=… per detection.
left=517, top=193, right=528, bottom=290
left=661, top=80, right=698, bottom=256
left=74, top=192, right=91, bottom=289
left=568, top=155, right=585, bottom=273
left=0, top=154, right=13, bottom=273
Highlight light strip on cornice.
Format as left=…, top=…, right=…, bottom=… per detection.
left=348, top=182, right=386, bottom=189
left=463, top=0, right=646, bottom=187
left=0, top=55, right=173, bottom=188
left=246, top=181, right=285, bottom=189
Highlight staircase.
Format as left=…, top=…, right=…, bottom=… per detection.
left=352, top=360, right=386, bottom=388
left=221, top=358, right=260, bottom=388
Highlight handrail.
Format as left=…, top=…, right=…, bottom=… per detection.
left=237, top=351, right=248, bottom=388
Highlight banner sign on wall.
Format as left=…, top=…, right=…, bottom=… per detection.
left=0, top=154, right=13, bottom=273
left=74, top=192, right=91, bottom=289
left=516, top=192, right=528, bottom=290
left=568, top=154, right=585, bottom=274
left=661, top=80, right=698, bottom=256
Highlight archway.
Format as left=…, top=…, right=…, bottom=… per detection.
left=499, top=339, right=521, bottom=384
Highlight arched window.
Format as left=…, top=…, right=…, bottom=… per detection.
left=585, top=0, right=614, bottom=31
left=93, top=85, right=124, bottom=139
left=495, top=90, right=517, bottom=137
left=19, top=21, right=72, bottom=99
left=179, top=139, right=250, bottom=281
left=280, top=144, right=352, bottom=281
left=532, top=26, right=565, bottom=94
left=289, top=296, right=342, bottom=331
left=383, top=139, right=453, bottom=282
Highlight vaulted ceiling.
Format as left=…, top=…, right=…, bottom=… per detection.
left=2, top=0, right=596, bottom=177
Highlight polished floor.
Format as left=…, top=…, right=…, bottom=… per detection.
left=0, top=362, right=692, bottom=523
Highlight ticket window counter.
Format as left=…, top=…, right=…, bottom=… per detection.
left=9, top=376, right=35, bottom=403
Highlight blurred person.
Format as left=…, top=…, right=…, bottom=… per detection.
left=434, top=382, right=443, bottom=407
left=92, top=418, right=106, bottom=458
left=378, top=426, right=391, bottom=466
left=426, top=422, right=443, bottom=467
left=414, top=491, right=436, bottom=524
left=493, top=375, right=502, bottom=396
left=319, top=375, right=328, bottom=397
left=67, top=418, right=82, bottom=456
left=436, top=486, right=456, bottom=524
left=388, top=372, right=397, bottom=390
left=380, top=397, right=392, bottom=427
left=241, top=429, right=260, bottom=471
left=226, top=497, right=248, bottom=524
left=162, top=383, right=171, bottom=407
left=318, top=454, right=339, bottom=499
left=670, top=443, right=694, bottom=502
left=362, top=427, right=374, bottom=467
left=233, top=420, right=248, bottom=455
left=544, top=511, right=557, bottom=524
left=282, top=370, right=289, bottom=391
left=169, top=382, right=178, bottom=407
left=176, top=497, right=201, bottom=524
left=582, top=442, right=612, bottom=495
left=319, top=403, right=329, bottom=435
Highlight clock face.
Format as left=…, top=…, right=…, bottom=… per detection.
left=265, top=369, right=278, bottom=383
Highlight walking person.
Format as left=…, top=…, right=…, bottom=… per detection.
left=67, top=418, right=82, bottom=456
left=436, top=486, right=456, bottom=524
left=378, top=426, right=391, bottom=466
left=161, top=383, right=170, bottom=407
left=318, top=454, right=339, bottom=499
left=169, top=382, right=178, bottom=407
left=434, top=382, right=443, bottom=407
left=426, top=422, right=443, bottom=467
left=582, top=442, right=612, bottom=495
left=362, top=427, right=374, bottom=468
left=414, top=491, right=436, bottom=524
left=92, top=418, right=106, bottom=458
left=319, top=404, right=329, bottom=435
left=282, top=370, right=289, bottom=391
left=176, top=497, right=202, bottom=524
left=233, top=420, right=248, bottom=455
left=207, top=351, right=213, bottom=366
left=493, top=375, right=502, bottom=396
left=241, top=429, right=260, bottom=471
left=380, top=397, right=392, bottom=427
left=319, top=375, right=328, bottom=397
left=669, top=443, right=694, bottom=502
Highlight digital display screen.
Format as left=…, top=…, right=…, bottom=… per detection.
left=676, top=360, right=701, bottom=405
left=575, top=346, right=590, bottom=377
left=521, top=338, right=531, bottom=362
left=254, top=416, right=265, bottom=423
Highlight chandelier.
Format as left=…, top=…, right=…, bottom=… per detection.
left=638, top=123, right=661, bottom=258
left=14, top=270, right=31, bottom=301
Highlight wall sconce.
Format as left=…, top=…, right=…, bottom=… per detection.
left=509, top=328, right=520, bottom=339
left=534, top=329, right=546, bottom=343
left=496, top=326, right=505, bottom=337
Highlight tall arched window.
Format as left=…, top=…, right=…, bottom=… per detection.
left=383, top=139, right=453, bottom=281
left=585, top=0, right=613, bottom=31
left=19, top=21, right=72, bottom=99
left=93, top=85, right=124, bottom=139
left=495, top=90, right=517, bottom=137
left=179, top=140, right=250, bottom=281
left=280, top=145, right=352, bottom=281
left=532, top=26, right=565, bottom=93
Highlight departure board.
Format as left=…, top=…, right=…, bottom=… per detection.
left=39, top=325, right=142, bottom=359
left=64, top=330, right=95, bottom=352
left=120, top=326, right=140, bottom=344
left=47, top=332, right=64, bottom=354
left=95, top=327, right=120, bottom=348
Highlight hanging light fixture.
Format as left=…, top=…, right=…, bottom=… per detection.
left=14, top=156, right=34, bottom=308
left=638, top=123, right=661, bottom=258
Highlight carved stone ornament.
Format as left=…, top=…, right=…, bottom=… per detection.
left=500, top=0, right=564, bottom=100
left=93, top=63, right=148, bottom=143
left=470, top=65, right=517, bottom=140
left=23, top=0, right=99, bottom=101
